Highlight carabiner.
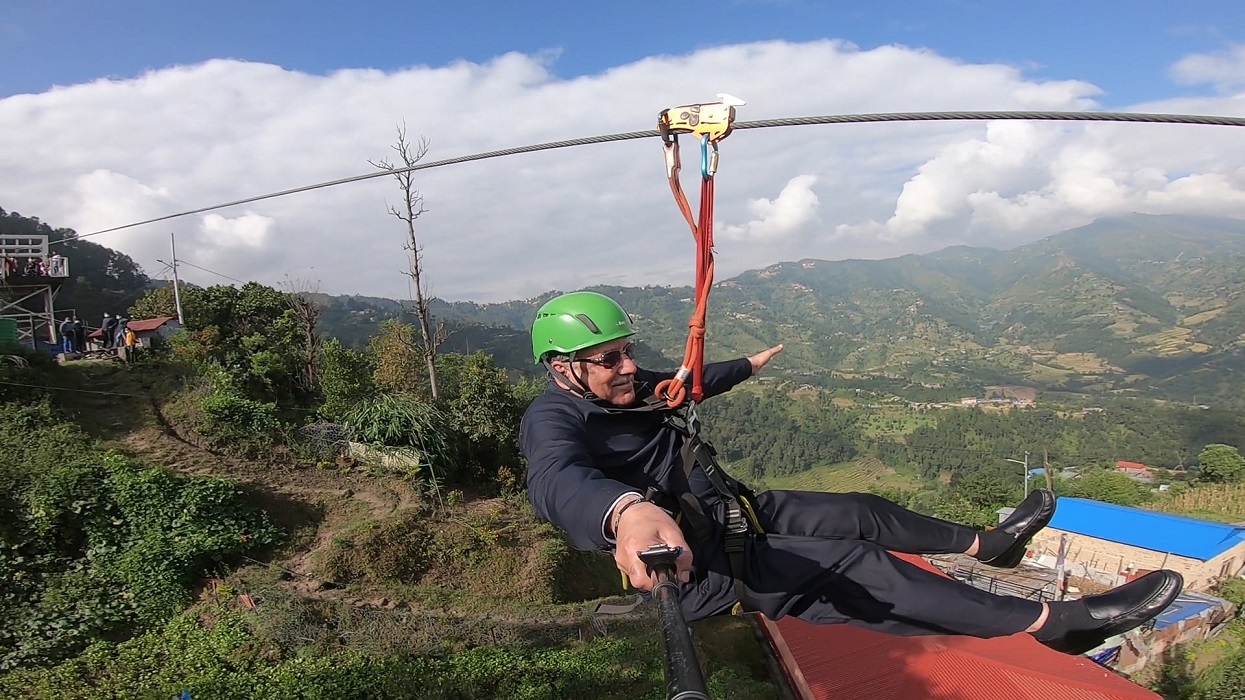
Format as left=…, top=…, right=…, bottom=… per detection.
left=700, top=136, right=720, bottom=179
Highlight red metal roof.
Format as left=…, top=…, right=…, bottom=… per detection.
left=126, top=316, right=177, bottom=332
left=759, top=553, right=1159, bottom=700
left=1115, top=461, right=1150, bottom=471
left=87, top=317, right=176, bottom=338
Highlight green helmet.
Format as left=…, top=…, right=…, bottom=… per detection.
left=531, top=291, right=636, bottom=364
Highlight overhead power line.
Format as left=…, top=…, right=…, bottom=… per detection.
left=0, top=380, right=141, bottom=397
left=53, top=109, right=1245, bottom=245
left=174, top=259, right=246, bottom=285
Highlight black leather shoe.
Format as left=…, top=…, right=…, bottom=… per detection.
left=978, top=488, right=1056, bottom=568
left=1040, top=569, right=1183, bottom=655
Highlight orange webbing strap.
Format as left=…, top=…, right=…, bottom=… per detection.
left=664, top=141, right=698, bottom=238
left=653, top=97, right=741, bottom=409
left=655, top=136, right=715, bottom=408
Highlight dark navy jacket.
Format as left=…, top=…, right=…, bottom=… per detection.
left=520, top=359, right=752, bottom=551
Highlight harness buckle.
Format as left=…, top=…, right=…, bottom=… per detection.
left=685, top=402, right=702, bottom=436
left=723, top=503, right=749, bottom=541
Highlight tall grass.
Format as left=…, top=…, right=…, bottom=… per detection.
left=1147, top=482, right=1245, bottom=522
left=344, top=395, right=457, bottom=488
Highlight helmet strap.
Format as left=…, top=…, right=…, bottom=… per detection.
left=542, top=357, right=597, bottom=399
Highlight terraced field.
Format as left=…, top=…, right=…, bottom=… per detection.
left=764, top=456, right=921, bottom=494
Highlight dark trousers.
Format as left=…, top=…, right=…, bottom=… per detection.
left=679, top=490, right=1043, bottom=638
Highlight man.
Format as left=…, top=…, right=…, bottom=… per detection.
left=101, top=313, right=116, bottom=349
left=123, top=325, right=139, bottom=363
left=59, top=316, right=75, bottom=354
left=113, top=316, right=129, bottom=350
left=520, top=291, right=1182, bottom=655
left=73, top=318, right=86, bottom=355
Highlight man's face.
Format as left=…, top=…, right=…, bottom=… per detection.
left=552, top=337, right=638, bottom=406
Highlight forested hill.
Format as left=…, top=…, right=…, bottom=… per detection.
left=0, top=207, right=151, bottom=324
left=8, top=203, right=1245, bottom=407
left=362, top=213, right=1245, bottom=407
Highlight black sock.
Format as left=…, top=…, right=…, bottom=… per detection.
left=1033, top=600, right=1097, bottom=643
left=974, top=528, right=1016, bottom=561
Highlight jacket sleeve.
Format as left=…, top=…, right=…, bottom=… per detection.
left=521, top=398, right=639, bottom=551
left=635, top=358, right=751, bottom=402
left=699, top=358, right=753, bottom=400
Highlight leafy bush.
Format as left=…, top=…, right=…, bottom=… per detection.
left=1198, top=444, right=1245, bottom=483
left=437, top=351, right=527, bottom=485
left=318, top=338, right=376, bottom=421
left=1061, top=468, right=1151, bottom=506
left=0, top=606, right=670, bottom=700
left=0, top=401, right=282, bottom=669
left=191, top=369, right=286, bottom=454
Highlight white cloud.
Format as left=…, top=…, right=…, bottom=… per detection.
left=1, top=40, right=1244, bottom=301
left=1170, top=44, right=1245, bottom=90
left=722, top=175, right=820, bottom=241
left=199, top=212, right=276, bottom=251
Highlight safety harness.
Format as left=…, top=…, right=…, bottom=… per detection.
left=665, top=402, right=765, bottom=614
left=598, top=95, right=764, bottom=615
left=592, top=390, right=765, bottom=616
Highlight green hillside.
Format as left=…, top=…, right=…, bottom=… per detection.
left=318, top=213, right=1245, bottom=408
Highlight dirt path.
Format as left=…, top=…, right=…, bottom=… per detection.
left=123, top=421, right=425, bottom=594
left=71, top=365, right=610, bottom=629
left=70, top=365, right=424, bottom=610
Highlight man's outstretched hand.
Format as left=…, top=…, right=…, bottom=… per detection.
left=749, top=344, right=784, bottom=374
left=613, top=501, right=693, bottom=591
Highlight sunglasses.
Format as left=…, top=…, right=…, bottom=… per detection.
left=574, top=342, right=637, bottom=369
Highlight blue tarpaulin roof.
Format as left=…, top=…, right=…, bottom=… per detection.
left=1048, top=498, right=1245, bottom=561
left=1151, top=591, right=1227, bottom=631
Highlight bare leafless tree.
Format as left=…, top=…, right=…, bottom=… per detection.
left=282, top=275, right=324, bottom=397
left=370, top=124, right=443, bottom=400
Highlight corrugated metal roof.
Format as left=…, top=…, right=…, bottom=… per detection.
left=127, top=316, right=177, bottom=332
left=760, top=553, right=1161, bottom=700
left=1049, top=498, right=1245, bottom=561
left=88, top=317, right=177, bottom=338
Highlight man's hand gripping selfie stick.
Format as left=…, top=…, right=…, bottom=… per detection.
left=638, top=545, right=711, bottom=700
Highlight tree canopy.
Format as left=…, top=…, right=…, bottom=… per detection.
left=1198, top=444, right=1245, bottom=483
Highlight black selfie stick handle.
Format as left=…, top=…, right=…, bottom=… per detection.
left=638, top=545, right=711, bottom=700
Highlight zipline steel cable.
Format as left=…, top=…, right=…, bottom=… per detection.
left=60, top=109, right=1245, bottom=244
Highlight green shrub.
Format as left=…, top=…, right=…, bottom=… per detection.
left=318, top=339, right=376, bottom=421
left=194, top=369, right=285, bottom=454
left=0, top=402, right=282, bottom=670
left=0, top=606, right=667, bottom=700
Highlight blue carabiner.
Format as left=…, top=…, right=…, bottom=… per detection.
left=700, top=135, right=720, bottom=179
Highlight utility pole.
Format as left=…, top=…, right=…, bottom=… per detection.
left=1044, top=448, right=1054, bottom=492
left=1004, top=451, right=1032, bottom=497
left=170, top=232, right=185, bottom=326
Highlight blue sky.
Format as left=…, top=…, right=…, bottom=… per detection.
left=4, top=1, right=1240, bottom=104
left=2, top=2, right=1245, bottom=301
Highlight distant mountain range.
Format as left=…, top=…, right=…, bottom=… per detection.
left=315, top=214, right=1245, bottom=408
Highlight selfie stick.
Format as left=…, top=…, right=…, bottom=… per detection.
left=638, top=544, right=710, bottom=700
